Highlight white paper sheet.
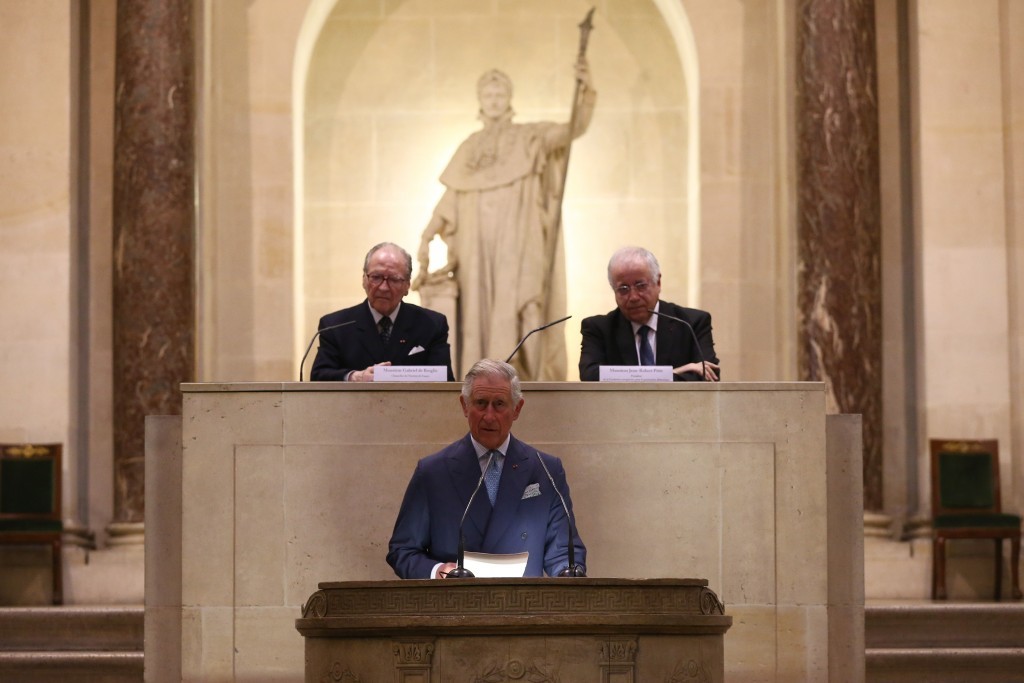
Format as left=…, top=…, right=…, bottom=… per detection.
left=462, top=551, right=529, bottom=578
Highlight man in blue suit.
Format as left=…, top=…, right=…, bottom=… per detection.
left=310, top=242, right=454, bottom=381
left=387, top=359, right=586, bottom=579
left=579, top=246, right=720, bottom=382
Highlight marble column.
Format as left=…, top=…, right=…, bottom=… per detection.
left=795, top=0, right=883, bottom=510
left=111, top=0, right=195, bottom=525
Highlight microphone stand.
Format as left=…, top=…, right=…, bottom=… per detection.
left=536, top=452, right=586, bottom=577
left=299, top=321, right=356, bottom=381
left=646, top=309, right=708, bottom=381
left=505, top=315, right=572, bottom=365
left=447, top=450, right=496, bottom=578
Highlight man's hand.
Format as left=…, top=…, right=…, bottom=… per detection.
left=350, top=362, right=392, bottom=382
left=437, top=562, right=458, bottom=579
left=673, top=361, right=720, bottom=381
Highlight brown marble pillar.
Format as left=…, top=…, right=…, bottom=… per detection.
left=795, top=0, right=883, bottom=510
left=111, top=0, right=195, bottom=524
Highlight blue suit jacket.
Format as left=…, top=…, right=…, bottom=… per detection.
left=310, top=300, right=454, bottom=381
left=387, top=434, right=586, bottom=579
left=579, top=300, right=719, bottom=381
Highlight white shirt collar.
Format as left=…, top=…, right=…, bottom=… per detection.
left=469, top=434, right=511, bottom=460
left=368, top=301, right=401, bottom=325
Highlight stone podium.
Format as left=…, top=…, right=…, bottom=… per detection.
left=296, top=578, right=731, bottom=682
left=145, top=381, right=864, bottom=681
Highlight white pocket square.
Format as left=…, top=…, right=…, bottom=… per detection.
left=408, top=345, right=425, bottom=356
left=521, top=483, right=541, bottom=499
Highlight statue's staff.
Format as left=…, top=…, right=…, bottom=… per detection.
left=546, top=7, right=595, bottom=290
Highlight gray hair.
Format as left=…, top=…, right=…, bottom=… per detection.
left=461, top=359, right=522, bottom=403
left=607, top=246, right=661, bottom=287
left=363, top=242, right=413, bottom=279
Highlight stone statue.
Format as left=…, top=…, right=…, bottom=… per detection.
left=413, top=59, right=596, bottom=380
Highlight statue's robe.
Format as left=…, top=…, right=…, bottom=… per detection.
left=432, top=112, right=588, bottom=380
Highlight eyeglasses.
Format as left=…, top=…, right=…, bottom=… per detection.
left=614, top=281, right=651, bottom=297
left=365, top=273, right=408, bottom=287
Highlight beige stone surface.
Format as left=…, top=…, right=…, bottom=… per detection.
left=171, top=381, right=862, bottom=682
left=234, top=607, right=306, bottom=678
left=0, top=0, right=71, bottom=447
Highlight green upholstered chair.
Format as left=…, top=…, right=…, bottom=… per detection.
left=930, top=439, right=1021, bottom=601
left=0, top=443, right=63, bottom=604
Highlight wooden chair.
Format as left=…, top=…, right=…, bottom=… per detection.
left=0, top=443, right=63, bottom=604
left=930, top=439, right=1021, bottom=600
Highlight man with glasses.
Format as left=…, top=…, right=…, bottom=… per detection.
left=579, top=246, right=720, bottom=382
left=311, top=242, right=455, bottom=381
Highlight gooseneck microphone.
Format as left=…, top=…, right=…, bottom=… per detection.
left=645, top=309, right=708, bottom=381
left=535, top=452, right=585, bottom=577
left=446, top=450, right=497, bottom=579
left=505, top=315, right=572, bottom=365
left=299, top=321, right=356, bottom=381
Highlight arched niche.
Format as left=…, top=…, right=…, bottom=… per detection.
left=292, top=0, right=700, bottom=379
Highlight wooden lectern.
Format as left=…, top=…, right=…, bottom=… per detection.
left=296, top=578, right=731, bottom=682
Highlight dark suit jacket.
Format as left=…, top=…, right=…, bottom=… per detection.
left=386, top=434, right=586, bottom=579
left=579, top=300, right=719, bottom=381
left=310, top=300, right=454, bottom=381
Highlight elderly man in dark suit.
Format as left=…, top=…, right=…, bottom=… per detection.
left=579, top=246, right=720, bottom=382
left=387, top=359, right=586, bottom=579
left=310, top=242, right=454, bottom=381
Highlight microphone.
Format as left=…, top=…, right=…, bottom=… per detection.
left=299, top=321, right=356, bottom=381
left=645, top=309, right=709, bottom=381
left=446, top=450, right=496, bottom=579
left=535, top=451, right=585, bottom=577
left=505, top=315, right=572, bottom=365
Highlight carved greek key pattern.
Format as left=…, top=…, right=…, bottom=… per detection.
left=471, top=659, right=558, bottom=682
left=325, top=584, right=712, bottom=618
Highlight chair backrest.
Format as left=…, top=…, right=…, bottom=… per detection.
left=0, top=443, right=62, bottom=526
left=929, top=439, right=1001, bottom=517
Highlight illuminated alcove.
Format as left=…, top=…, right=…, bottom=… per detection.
left=294, top=0, right=699, bottom=379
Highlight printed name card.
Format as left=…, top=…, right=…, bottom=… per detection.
left=374, top=366, right=448, bottom=382
left=598, top=365, right=674, bottom=382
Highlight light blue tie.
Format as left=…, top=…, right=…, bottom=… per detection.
left=483, top=450, right=503, bottom=506
left=638, top=325, right=655, bottom=366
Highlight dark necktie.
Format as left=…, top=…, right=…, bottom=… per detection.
left=638, top=325, right=654, bottom=366
left=483, top=450, right=503, bottom=505
left=379, top=316, right=392, bottom=345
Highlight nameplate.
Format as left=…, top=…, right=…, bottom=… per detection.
left=599, top=365, right=673, bottom=382
left=374, top=366, right=448, bottom=382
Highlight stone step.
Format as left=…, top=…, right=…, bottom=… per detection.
left=866, top=602, right=1024, bottom=648
left=0, top=606, right=143, bottom=682
left=0, top=651, right=143, bottom=682
left=865, top=603, right=1024, bottom=683
left=0, top=606, right=143, bottom=652
left=866, top=648, right=1024, bottom=683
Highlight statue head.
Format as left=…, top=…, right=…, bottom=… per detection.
left=477, top=69, right=514, bottom=121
